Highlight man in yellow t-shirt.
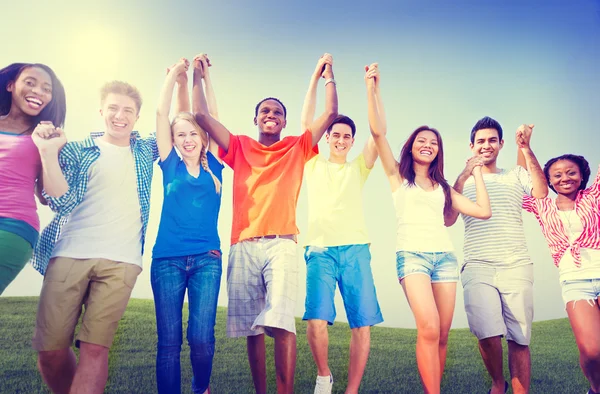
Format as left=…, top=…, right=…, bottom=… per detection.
left=301, top=62, right=384, bottom=394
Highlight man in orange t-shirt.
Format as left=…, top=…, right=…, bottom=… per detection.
left=193, top=54, right=338, bottom=394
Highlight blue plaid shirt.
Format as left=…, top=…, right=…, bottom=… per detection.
left=31, top=132, right=158, bottom=275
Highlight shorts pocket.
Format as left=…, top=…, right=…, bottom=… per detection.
left=123, top=264, right=142, bottom=289
left=44, top=258, right=76, bottom=283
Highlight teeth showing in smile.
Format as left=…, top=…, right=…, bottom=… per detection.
left=26, top=97, right=43, bottom=108
left=183, top=145, right=196, bottom=152
left=419, top=150, right=431, bottom=156
left=265, top=121, right=276, bottom=127
left=112, top=122, right=127, bottom=128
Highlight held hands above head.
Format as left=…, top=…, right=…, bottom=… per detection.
left=364, top=63, right=380, bottom=92
left=32, top=121, right=67, bottom=154
left=312, top=53, right=333, bottom=80
left=166, top=58, right=190, bottom=82
left=193, top=53, right=212, bottom=80
left=516, top=123, right=534, bottom=150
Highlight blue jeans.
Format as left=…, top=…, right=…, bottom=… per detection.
left=151, top=251, right=222, bottom=394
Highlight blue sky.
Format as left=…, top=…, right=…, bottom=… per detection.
left=3, top=0, right=600, bottom=328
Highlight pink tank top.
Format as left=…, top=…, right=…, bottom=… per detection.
left=0, top=132, right=42, bottom=231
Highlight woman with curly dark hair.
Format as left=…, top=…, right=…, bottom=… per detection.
left=523, top=154, right=600, bottom=394
left=0, top=62, right=66, bottom=294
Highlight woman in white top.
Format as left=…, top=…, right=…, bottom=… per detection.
left=365, top=63, right=492, bottom=394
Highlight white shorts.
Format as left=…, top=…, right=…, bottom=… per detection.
left=226, top=237, right=298, bottom=337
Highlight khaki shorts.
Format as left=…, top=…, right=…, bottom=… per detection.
left=32, top=257, right=141, bottom=351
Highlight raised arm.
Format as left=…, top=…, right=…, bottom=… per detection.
left=157, top=58, right=189, bottom=161
left=300, top=54, right=330, bottom=132
left=195, top=54, right=221, bottom=161
left=173, top=65, right=190, bottom=114
left=450, top=164, right=492, bottom=219
left=444, top=156, right=482, bottom=226
left=192, top=55, right=232, bottom=152
left=365, top=63, right=400, bottom=188
left=32, top=122, right=68, bottom=198
left=362, top=63, right=384, bottom=169
left=516, top=124, right=548, bottom=198
left=307, top=54, right=338, bottom=147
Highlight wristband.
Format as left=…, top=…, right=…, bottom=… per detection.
left=324, top=78, right=336, bottom=87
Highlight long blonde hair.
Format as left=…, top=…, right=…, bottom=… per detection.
left=171, top=112, right=221, bottom=194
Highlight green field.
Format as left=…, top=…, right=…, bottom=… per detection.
left=0, top=297, right=588, bottom=393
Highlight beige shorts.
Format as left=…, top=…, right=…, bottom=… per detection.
left=32, top=257, right=141, bottom=351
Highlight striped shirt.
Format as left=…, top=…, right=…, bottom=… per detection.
left=31, top=132, right=158, bottom=275
left=522, top=164, right=600, bottom=268
left=461, top=166, right=533, bottom=268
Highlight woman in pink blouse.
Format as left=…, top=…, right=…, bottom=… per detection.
left=522, top=154, right=600, bottom=394
left=0, top=63, right=66, bottom=294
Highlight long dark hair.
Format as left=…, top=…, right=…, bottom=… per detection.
left=0, top=63, right=66, bottom=130
left=543, top=154, right=591, bottom=194
left=399, top=125, right=452, bottom=215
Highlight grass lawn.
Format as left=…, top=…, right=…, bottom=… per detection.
left=0, top=297, right=588, bottom=393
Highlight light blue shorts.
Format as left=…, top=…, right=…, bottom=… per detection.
left=395, top=250, right=459, bottom=283
left=303, top=244, right=383, bottom=329
left=560, top=278, right=600, bottom=306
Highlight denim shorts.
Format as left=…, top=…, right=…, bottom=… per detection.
left=395, top=250, right=459, bottom=283
left=560, top=278, right=600, bottom=306
left=303, top=244, right=383, bottom=329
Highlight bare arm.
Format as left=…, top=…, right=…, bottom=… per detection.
left=157, top=59, right=189, bottom=161
left=363, top=65, right=385, bottom=169
left=200, top=56, right=222, bottom=161
left=192, top=55, right=231, bottom=152
left=365, top=63, right=400, bottom=189
left=308, top=57, right=338, bottom=147
left=301, top=55, right=329, bottom=132
left=450, top=165, right=491, bottom=219
left=444, top=156, right=482, bottom=226
left=173, top=72, right=190, bottom=114
left=32, top=123, right=69, bottom=198
left=516, top=124, right=548, bottom=198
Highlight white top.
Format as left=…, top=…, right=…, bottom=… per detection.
left=557, top=210, right=600, bottom=281
left=462, top=166, right=532, bottom=268
left=52, top=138, right=143, bottom=267
left=392, top=180, right=454, bottom=252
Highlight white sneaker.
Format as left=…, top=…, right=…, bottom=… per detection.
left=313, top=374, right=333, bottom=394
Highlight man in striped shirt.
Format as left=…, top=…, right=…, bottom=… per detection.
left=445, top=117, right=547, bottom=394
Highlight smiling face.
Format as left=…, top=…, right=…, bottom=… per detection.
left=470, top=128, right=504, bottom=165
left=411, top=129, right=439, bottom=164
left=7, top=66, right=53, bottom=117
left=548, top=159, right=582, bottom=197
left=172, top=119, right=204, bottom=160
left=254, top=99, right=286, bottom=136
left=326, top=123, right=354, bottom=160
left=99, top=93, right=139, bottom=144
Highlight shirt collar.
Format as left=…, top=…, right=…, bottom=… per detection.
left=82, top=131, right=141, bottom=150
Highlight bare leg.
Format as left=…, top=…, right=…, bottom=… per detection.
left=272, top=327, right=297, bottom=394
left=432, top=282, right=457, bottom=378
left=478, top=336, right=506, bottom=394
left=38, top=348, right=77, bottom=394
left=247, top=334, right=267, bottom=394
left=402, top=274, right=441, bottom=394
left=507, top=340, right=530, bottom=394
left=566, top=299, right=600, bottom=393
left=306, top=319, right=331, bottom=377
left=346, top=326, right=370, bottom=394
left=69, top=342, right=109, bottom=394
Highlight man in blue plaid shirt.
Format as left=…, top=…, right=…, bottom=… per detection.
left=30, top=81, right=158, bottom=394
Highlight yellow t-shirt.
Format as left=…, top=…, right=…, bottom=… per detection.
left=304, top=153, right=371, bottom=247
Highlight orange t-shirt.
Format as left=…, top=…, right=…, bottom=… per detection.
left=219, top=130, right=318, bottom=245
